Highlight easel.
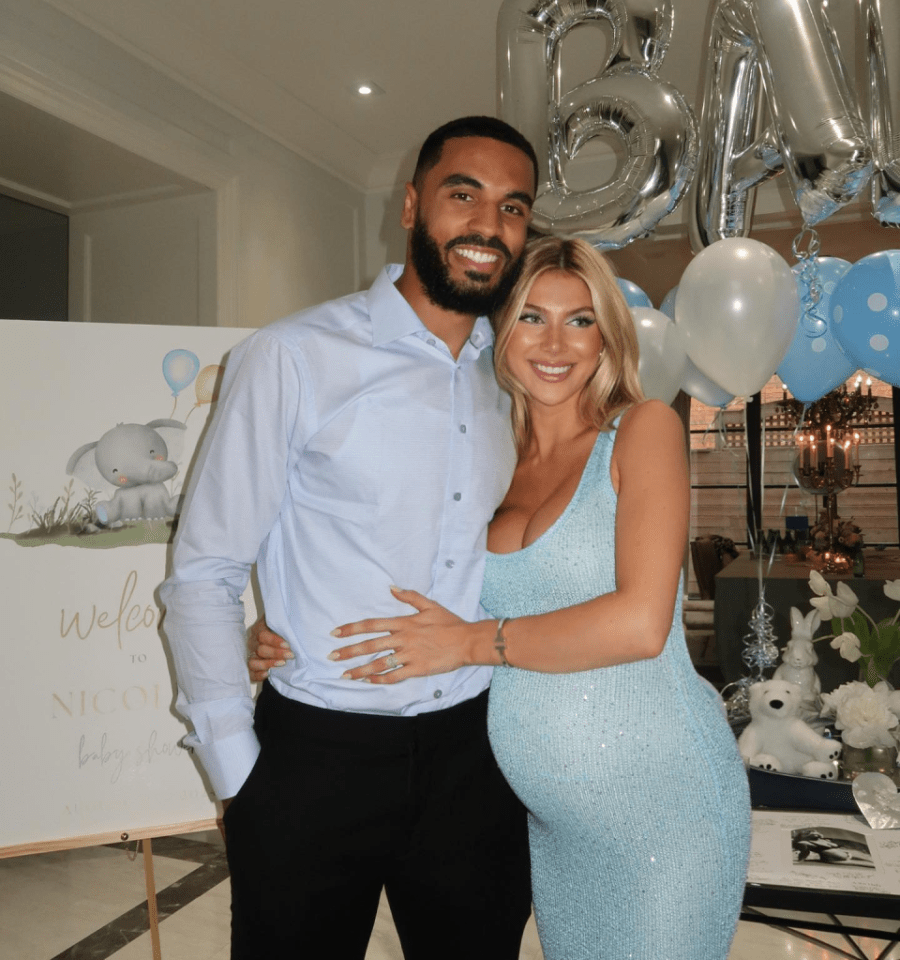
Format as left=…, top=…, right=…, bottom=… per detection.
left=0, top=817, right=218, bottom=959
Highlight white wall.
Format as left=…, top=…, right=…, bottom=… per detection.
left=0, top=0, right=368, bottom=329
left=363, top=186, right=408, bottom=288
left=70, top=192, right=217, bottom=326
left=235, top=139, right=361, bottom=325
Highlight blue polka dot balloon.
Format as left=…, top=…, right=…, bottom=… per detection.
left=832, top=251, right=900, bottom=386
left=777, top=257, right=856, bottom=402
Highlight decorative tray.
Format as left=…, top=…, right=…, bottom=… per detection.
left=747, top=766, right=857, bottom=813
left=730, top=718, right=858, bottom=813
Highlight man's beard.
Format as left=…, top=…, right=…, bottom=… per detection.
left=409, top=215, right=524, bottom=317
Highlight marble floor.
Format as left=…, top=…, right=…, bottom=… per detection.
left=1, top=832, right=898, bottom=960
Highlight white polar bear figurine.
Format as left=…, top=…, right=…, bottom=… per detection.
left=738, top=679, right=841, bottom=778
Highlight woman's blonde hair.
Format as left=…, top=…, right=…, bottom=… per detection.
left=493, top=235, right=644, bottom=453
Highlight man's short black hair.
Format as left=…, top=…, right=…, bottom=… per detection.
left=412, top=116, right=539, bottom=192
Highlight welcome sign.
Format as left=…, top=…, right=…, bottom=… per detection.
left=0, top=319, right=257, bottom=854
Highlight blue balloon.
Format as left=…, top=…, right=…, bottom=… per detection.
left=163, top=349, right=200, bottom=397
left=832, top=251, right=900, bottom=386
left=777, top=258, right=856, bottom=402
left=616, top=278, right=652, bottom=310
left=659, top=285, right=678, bottom=319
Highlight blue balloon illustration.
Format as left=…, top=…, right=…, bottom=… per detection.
left=163, top=349, right=201, bottom=397
left=616, top=278, right=652, bottom=310
left=832, top=251, right=900, bottom=387
left=777, top=258, right=856, bottom=402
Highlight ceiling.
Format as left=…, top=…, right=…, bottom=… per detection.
left=0, top=89, right=206, bottom=213
left=0, top=0, right=865, bottom=209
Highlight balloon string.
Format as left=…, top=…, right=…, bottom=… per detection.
left=792, top=227, right=827, bottom=338
left=779, top=404, right=810, bottom=520
left=170, top=396, right=178, bottom=419
left=744, top=404, right=759, bottom=568
left=744, top=402, right=778, bottom=588
left=184, top=404, right=198, bottom=424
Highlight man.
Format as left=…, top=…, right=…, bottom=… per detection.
left=161, top=116, right=537, bottom=960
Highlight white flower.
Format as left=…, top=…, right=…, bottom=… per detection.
left=884, top=579, right=900, bottom=602
left=831, top=582, right=859, bottom=618
left=820, top=681, right=868, bottom=717
left=830, top=632, right=862, bottom=663
left=808, top=576, right=859, bottom=619
left=834, top=686, right=899, bottom=749
left=869, top=682, right=900, bottom=720
left=809, top=569, right=830, bottom=596
left=842, top=725, right=899, bottom=749
left=888, top=689, right=900, bottom=719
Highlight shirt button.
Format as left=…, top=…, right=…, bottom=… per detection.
left=427, top=338, right=436, bottom=346
left=433, top=690, right=443, bottom=699
left=459, top=424, right=467, bottom=433
left=445, top=559, right=455, bottom=569
left=453, top=492, right=461, bottom=501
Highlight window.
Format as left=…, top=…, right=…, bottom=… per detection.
left=688, top=375, right=898, bottom=592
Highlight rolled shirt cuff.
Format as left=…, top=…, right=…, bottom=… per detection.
left=186, top=728, right=261, bottom=802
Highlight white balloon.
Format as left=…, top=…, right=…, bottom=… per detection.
left=675, top=238, right=799, bottom=398
left=662, top=284, right=734, bottom=405
left=632, top=307, right=687, bottom=405
left=681, top=357, right=734, bottom=408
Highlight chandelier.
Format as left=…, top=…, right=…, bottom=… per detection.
left=779, top=379, right=878, bottom=486
left=777, top=378, right=879, bottom=568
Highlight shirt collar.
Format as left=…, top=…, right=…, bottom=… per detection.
left=368, top=264, right=494, bottom=353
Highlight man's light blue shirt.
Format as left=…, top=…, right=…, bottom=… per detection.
left=160, top=265, right=517, bottom=799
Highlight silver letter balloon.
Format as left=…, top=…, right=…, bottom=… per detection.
left=497, top=0, right=698, bottom=249
left=689, top=0, right=874, bottom=249
left=862, top=0, right=900, bottom=226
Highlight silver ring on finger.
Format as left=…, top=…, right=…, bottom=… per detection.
left=386, top=653, right=400, bottom=670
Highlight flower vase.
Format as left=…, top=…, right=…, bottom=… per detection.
left=840, top=743, right=900, bottom=787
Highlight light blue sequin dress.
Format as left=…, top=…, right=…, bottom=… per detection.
left=484, top=425, right=750, bottom=960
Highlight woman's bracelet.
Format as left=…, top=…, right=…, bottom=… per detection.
left=494, top=617, right=512, bottom=667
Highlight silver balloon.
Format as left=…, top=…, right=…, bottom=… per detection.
left=689, top=2, right=778, bottom=250
left=497, top=0, right=698, bottom=249
left=690, top=0, right=872, bottom=250
left=862, top=0, right=900, bottom=226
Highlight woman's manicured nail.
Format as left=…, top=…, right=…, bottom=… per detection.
left=327, top=651, right=341, bottom=661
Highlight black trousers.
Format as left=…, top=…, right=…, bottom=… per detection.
left=224, top=683, right=531, bottom=960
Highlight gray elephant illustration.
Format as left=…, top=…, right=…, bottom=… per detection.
left=66, top=419, right=187, bottom=525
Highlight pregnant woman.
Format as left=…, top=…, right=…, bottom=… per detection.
left=254, top=236, right=750, bottom=960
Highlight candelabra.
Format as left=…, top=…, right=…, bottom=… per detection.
left=778, top=379, right=878, bottom=568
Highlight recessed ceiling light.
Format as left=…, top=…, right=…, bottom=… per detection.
left=354, top=81, right=385, bottom=98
